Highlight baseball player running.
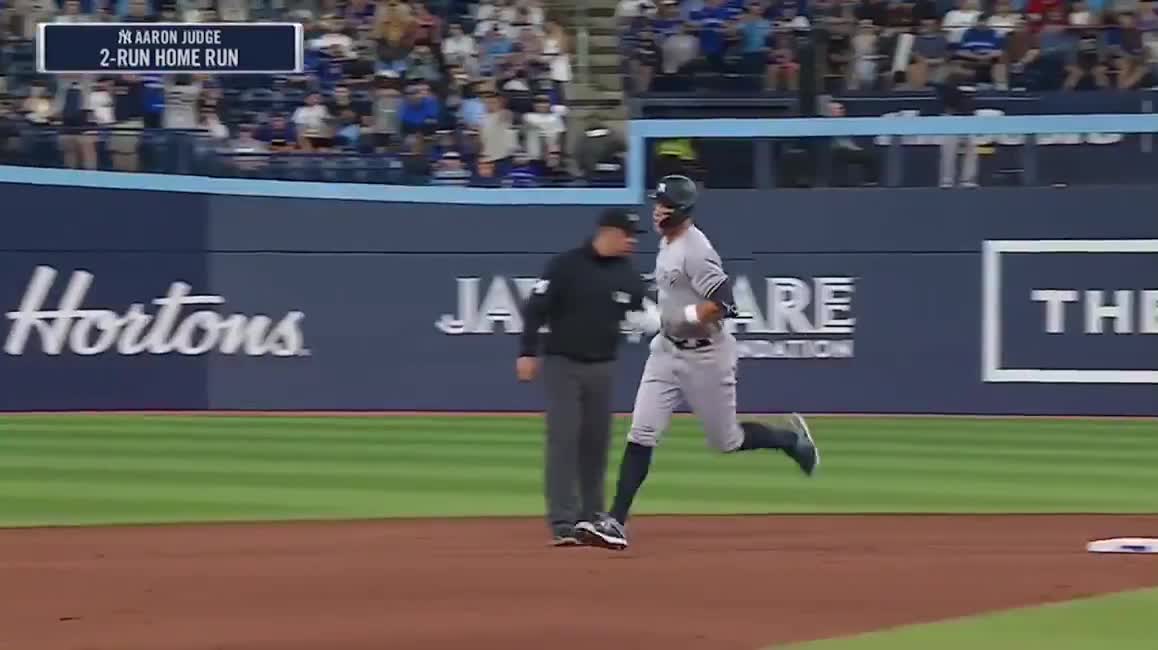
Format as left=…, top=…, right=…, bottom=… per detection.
left=574, top=175, right=820, bottom=551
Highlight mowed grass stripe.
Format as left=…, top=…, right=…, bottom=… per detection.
left=6, top=436, right=1156, bottom=488
left=1, top=455, right=1151, bottom=511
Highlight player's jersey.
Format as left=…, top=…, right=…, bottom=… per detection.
left=654, top=226, right=730, bottom=341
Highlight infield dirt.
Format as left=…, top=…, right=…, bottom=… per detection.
left=3, top=515, right=1157, bottom=650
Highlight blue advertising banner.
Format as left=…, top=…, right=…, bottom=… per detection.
left=1, top=185, right=1156, bottom=415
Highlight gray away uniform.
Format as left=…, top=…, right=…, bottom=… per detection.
left=628, top=225, right=745, bottom=452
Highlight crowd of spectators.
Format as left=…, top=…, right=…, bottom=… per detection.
left=617, top=0, right=1158, bottom=93
left=0, top=0, right=624, bottom=186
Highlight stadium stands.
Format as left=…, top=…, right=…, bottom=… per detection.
left=2, top=0, right=1157, bottom=188
left=0, top=0, right=630, bottom=186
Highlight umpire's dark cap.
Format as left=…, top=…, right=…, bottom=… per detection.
left=598, top=208, right=646, bottom=235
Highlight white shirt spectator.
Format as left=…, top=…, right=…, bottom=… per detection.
left=1069, top=9, right=1092, bottom=26
left=480, top=110, right=518, bottom=161
left=476, top=0, right=499, bottom=21
left=987, top=12, right=1021, bottom=37
left=24, top=95, right=54, bottom=124
left=164, top=81, right=201, bottom=129
left=523, top=109, right=565, bottom=159
left=293, top=103, right=330, bottom=136
left=543, top=36, right=573, bottom=82
left=615, top=0, right=657, bottom=19
left=662, top=32, right=699, bottom=74
left=942, top=8, right=980, bottom=44
left=311, top=32, right=355, bottom=56
left=88, top=88, right=116, bottom=125
left=202, top=114, right=229, bottom=140
left=443, top=33, right=478, bottom=65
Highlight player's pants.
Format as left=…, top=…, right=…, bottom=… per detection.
left=627, top=333, right=744, bottom=452
left=542, top=356, right=615, bottom=530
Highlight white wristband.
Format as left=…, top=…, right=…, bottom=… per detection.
left=684, top=304, right=700, bottom=325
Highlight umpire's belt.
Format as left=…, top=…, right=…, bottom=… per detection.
left=665, top=335, right=712, bottom=350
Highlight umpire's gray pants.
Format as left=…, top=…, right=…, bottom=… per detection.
left=542, top=356, right=615, bottom=531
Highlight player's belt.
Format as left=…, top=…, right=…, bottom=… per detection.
left=665, top=335, right=712, bottom=350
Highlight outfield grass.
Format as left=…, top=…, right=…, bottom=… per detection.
left=782, top=587, right=1158, bottom=650
left=0, top=414, right=1156, bottom=526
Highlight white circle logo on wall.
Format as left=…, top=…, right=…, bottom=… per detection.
left=3, top=266, right=309, bottom=357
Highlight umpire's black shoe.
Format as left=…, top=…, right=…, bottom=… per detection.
left=574, top=514, right=628, bottom=550
left=786, top=413, right=820, bottom=476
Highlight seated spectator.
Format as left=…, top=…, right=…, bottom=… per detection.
left=401, top=132, right=431, bottom=182
left=332, top=108, right=364, bottom=150
left=311, top=17, right=357, bottom=59
left=87, top=78, right=117, bottom=129
left=55, top=0, right=88, bottom=22
left=0, top=100, right=20, bottom=164
left=110, top=75, right=145, bottom=171
left=987, top=0, right=1022, bottom=37
left=479, top=23, right=515, bottom=77
left=543, top=21, right=573, bottom=99
left=908, top=18, right=949, bottom=88
left=693, top=0, right=741, bottom=73
left=431, top=150, right=471, bottom=185
left=1065, top=23, right=1110, bottom=89
left=199, top=106, right=230, bottom=142
left=479, top=93, right=518, bottom=164
left=412, top=2, right=442, bottom=45
left=738, top=2, right=773, bottom=77
left=399, top=82, right=440, bottom=135
left=822, top=2, right=856, bottom=88
left=165, top=74, right=201, bottom=129
left=631, top=26, right=661, bottom=92
left=955, top=19, right=1009, bottom=89
left=848, top=19, right=881, bottom=89
left=1023, top=10, right=1075, bottom=89
left=768, top=25, right=802, bottom=91
left=372, top=85, right=402, bottom=151
left=258, top=114, right=298, bottom=152
left=504, top=149, right=540, bottom=187
left=1069, top=0, right=1094, bottom=27
left=345, top=0, right=377, bottom=29
left=406, top=44, right=443, bottom=85
left=442, top=23, right=478, bottom=70
left=457, top=81, right=488, bottom=130
left=942, top=0, right=981, bottom=45
left=292, top=91, right=332, bottom=150
left=375, top=3, right=417, bottom=73
left=659, top=21, right=701, bottom=90
left=539, top=149, right=573, bottom=185
left=24, top=82, right=54, bottom=125
left=57, top=77, right=98, bottom=170
left=1104, top=12, right=1148, bottom=88
left=472, top=157, right=503, bottom=186
left=476, top=0, right=501, bottom=23
left=652, top=0, right=685, bottom=38
left=522, top=94, right=565, bottom=160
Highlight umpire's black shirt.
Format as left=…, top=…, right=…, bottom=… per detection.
left=519, top=241, right=649, bottom=363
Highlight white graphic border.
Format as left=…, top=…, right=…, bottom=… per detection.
left=981, top=239, right=1158, bottom=384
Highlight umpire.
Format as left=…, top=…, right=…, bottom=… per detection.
left=517, top=208, right=656, bottom=546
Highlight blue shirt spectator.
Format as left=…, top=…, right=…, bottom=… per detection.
left=400, top=86, right=441, bottom=134
left=504, top=154, right=540, bottom=187
left=691, top=0, right=740, bottom=56
left=739, top=11, right=773, bottom=53
left=957, top=24, right=1003, bottom=57
left=458, top=96, right=487, bottom=130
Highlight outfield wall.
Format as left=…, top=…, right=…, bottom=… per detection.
left=2, top=184, right=1156, bottom=415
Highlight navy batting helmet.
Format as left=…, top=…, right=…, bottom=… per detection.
left=649, top=174, right=697, bottom=229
